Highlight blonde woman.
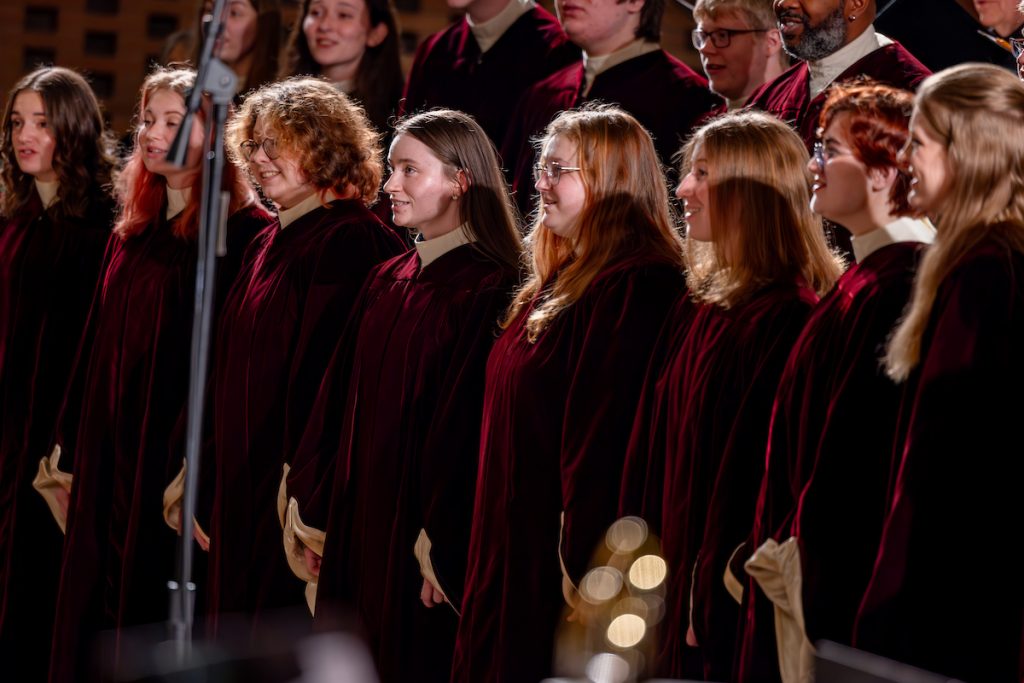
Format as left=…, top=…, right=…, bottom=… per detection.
left=452, top=104, right=686, bottom=683
left=855, top=63, right=1024, bottom=682
left=621, top=110, right=841, bottom=680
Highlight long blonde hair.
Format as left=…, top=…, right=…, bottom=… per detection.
left=679, top=110, right=842, bottom=308
left=885, top=64, right=1024, bottom=381
left=503, top=104, right=684, bottom=341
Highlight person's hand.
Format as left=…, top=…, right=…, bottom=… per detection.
left=193, top=521, right=210, bottom=551
left=686, top=624, right=699, bottom=647
left=304, top=546, right=322, bottom=578
left=55, top=487, right=70, bottom=522
left=420, top=578, right=444, bottom=608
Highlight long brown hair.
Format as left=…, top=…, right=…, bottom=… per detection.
left=504, top=104, right=684, bottom=341
left=680, top=110, right=842, bottom=308
left=392, top=109, right=522, bottom=272
left=278, top=0, right=403, bottom=132
left=115, top=67, right=256, bottom=241
left=885, top=64, right=1024, bottom=381
left=191, top=0, right=282, bottom=94
left=0, top=66, right=116, bottom=222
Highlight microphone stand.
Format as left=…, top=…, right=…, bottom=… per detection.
left=165, top=0, right=237, bottom=665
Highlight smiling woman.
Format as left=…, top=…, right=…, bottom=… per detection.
left=279, top=0, right=403, bottom=132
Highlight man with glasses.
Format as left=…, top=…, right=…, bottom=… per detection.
left=974, top=0, right=1024, bottom=72
left=693, top=0, right=789, bottom=111
left=747, top=0, right=930, bottom=150
left=1018, top=0, right=1024, bottom=78
left=500, top=0, right=721, bottom=214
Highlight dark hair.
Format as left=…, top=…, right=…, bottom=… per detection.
left=278, top=0, right=403, bottom=132
left=191, top=0, right=282, bottom=93
left=636, top=0, right=664, bottom=42
left=819, top=81, right=916, bottom=216
left=393, top=109, right=523, bottom=272
left=0, top=66, right=116, bottom=222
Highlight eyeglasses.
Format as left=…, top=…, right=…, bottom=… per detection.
left=692, top=27, right=770, bottom=50
left=1011, top=37, right=1024, bottom=59
left=239, top=137, right=279, bottom=161
left=812, top=142, right=828, bottom=170
left=534, top=160, right=581, bottom=186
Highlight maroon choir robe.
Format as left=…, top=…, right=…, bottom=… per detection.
left=624, top=281, right=818, bottom=680
left=0, top=193, right=113, bottom=681
left=451, top=256, right=684, bottom=683
left=206, top=199, right=404, bottom=635
left=736, top=239, right=926, bottom=683
left=400, top=6, right=577, bottom=150
left=854, top=233, right=1024, bottom=682
left=746, top=41, right=930, bottom=151
left=501, top=51, right=720, bottom=213
left=287, top=243, right=517, bottom=682
left=49, top=203, right=270, bottom=683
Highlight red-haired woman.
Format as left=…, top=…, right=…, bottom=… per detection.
left=621, top=111, right=841, bottom=681
left=45, top=67, right=272, bottom=682
left=452, top=104, right=685, bottom=683
left=205, top=77, right=404, bottom=635
left=736, top=83, right=934, bottom=683
left=0, top=66, right=116, bottom=681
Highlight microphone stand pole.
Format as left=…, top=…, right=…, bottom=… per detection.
left=165, top=0, right=237, bottom=665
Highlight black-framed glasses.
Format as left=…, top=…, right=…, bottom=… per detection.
left=534, top=160, right=581, bottom=186
left=1011, top=36, right=1024, bottom=59
left=692, top=27, right=770, bottom=49
left=239, top=137, right=279, bottom=161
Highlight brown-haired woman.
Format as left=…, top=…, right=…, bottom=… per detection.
left=278, top=0, right=403, bottom=133
left=620, top=110, right=841, bottom=681
left=452, top=104, right=686, bottom=683
left=0, top=65, right=116, bottom=682
left=736, top=82, right=934, bottom=683
left=192, top=0, right=282, bottom=96
left=45, top=66, right=272, bottom=682
left=854, top=63, right=1024, bottom=683
left=277, top=108, right=522, bottom=682
left=207, top=77, right=404, bottom=635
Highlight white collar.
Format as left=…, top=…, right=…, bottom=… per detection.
left=467, top=0, right=535, bottom=54
left=582, top=40, right=660, bottom=95
left=333, top=79, right=355, bottom=94
left=166, top=186, right=191, bottom=220
left=851, top=216, right=935, bottom=263
left=808, top=26, right=891, bottom=98
left=415, top=222, right=474, bottom=268
left=278, top=191, right=339, bottom=229
left=34, top=178, right=59, bottom=209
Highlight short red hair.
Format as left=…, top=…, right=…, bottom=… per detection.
left=819, top=81, right=916, bottom=217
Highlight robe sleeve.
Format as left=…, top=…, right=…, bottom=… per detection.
left=418, top=275, right=514, bottom=611
left=690, top=297, right=812, bottom=654
left=398, top=34, right=440, bottom=118
left=557, top=266, right=683, bottom=594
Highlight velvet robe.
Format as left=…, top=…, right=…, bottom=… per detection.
left=735, top=242, right=925, bottom=683
left=745, top=42, right=930, bottom=151
left=49, top=203, right=270, bottom=683
left=400, top=6, right=577, bottom=152
left=285, top=245, right=517, bottom=682
left=206, top=199, right=404, bottom=636
left=622, top=281, right=818, bottom=681
left=451, top=257, right=684, bottom=683
left=0, top=194, right=113, bottom=681
left=501, top=51, right=720, bottom=214
left=854, top=234, right=1024, bottom=682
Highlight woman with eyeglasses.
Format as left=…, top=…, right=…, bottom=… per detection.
left=854, top=63, right=1024, bottom=683
left=205, top=77, right=404, bottom=636
left=451, top=104, right=685, bottom=683
left=278, top=109, right=522, bottom=682
left=0, top=66, right=116, bottom=682
left=734, top=82, right=934, bottom=683
left=621, top=110, right=841, bottom=681
left=46, top=66, right=272, bottom=682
